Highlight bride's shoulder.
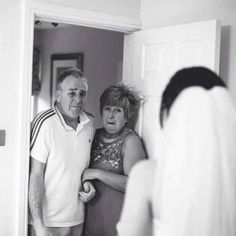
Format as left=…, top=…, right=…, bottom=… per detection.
left=129, top=160, right=157, bottom=186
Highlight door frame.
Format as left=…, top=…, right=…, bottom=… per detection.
left=19, top=2, right=142, bottom=235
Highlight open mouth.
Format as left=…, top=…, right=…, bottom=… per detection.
left=70, top=106, right=81, bottom=110
left=107, top=121, right=115, bottom=125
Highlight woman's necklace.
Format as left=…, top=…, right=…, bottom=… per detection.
left=102, top=127, right=126, bottom=140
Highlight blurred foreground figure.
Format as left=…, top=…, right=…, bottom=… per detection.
left=118, top=67, right=236, bottom=236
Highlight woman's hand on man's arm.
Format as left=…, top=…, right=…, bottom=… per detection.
left=82, top=168, right=127, bottom=192
left=82, top=168, right=100, bottom=181
left=79, top=181, right=96, bottom=203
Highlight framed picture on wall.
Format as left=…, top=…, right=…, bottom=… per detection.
left=50, top=53, right=84, bottom=106
left=32, top=47, right=41, bottom=94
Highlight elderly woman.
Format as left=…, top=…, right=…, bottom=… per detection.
left=82, top=84, right=146, bottom=236
left=118, top=67, right=236, bottom=236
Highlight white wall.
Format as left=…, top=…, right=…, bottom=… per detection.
left=34, top=25, right=124, bottom=127
left=0, top=0, right=24, bottom=235
left=30, top=0, right=141, bottom=18
left=141, top=0, right=236, bottom=102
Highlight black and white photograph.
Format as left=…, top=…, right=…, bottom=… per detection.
left=1, top=0, right=236, bottom=236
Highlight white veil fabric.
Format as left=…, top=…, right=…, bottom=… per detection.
left=153, top=87, right=236, bottom=236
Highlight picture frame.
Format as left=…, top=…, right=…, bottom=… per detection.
left=50, top=53, right=84, bottom=105
left=32, top=47, right=41, bottom=94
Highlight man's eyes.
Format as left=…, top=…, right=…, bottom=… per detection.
left=68, top=91, right=87, bottom=97
left=80, top=91, right=87, bottom=97
left=68, top=92, right=76, bottom=97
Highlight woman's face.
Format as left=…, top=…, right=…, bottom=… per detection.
left=102, top=105, right=127, bottom=134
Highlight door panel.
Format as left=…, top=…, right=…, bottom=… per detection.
left=123, top=19, right=221, bottom=159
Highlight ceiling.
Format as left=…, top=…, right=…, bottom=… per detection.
left=34, top=21, right=70, bottom=30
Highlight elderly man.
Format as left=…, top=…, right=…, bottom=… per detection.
left=29, top=68, right=95, bottom=236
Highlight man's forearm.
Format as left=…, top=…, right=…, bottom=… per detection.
left=29, top=173, right=45, bottom=228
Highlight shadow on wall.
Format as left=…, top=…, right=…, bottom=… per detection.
left=220, top=25, right=231, bottom=85
left=126, top=107, right=149, bottom=160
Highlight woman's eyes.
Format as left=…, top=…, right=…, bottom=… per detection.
left=104, top=107, right=122, bottom=113
left=104, top=106, right=111, bottom=111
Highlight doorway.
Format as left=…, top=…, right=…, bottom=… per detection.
left=32, top=20, right=124, bottom=128
left=20, top=3, right=141, bottom=235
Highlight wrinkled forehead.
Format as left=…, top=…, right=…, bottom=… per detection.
left=60, top=75, right=88, bottom=91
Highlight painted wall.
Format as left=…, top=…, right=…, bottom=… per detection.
left=30, top=0, right=141, bottom=18
left=0, top=0, right=24, bottom=235
left=34, top=25, right=124, bottom=127
left=141, top=0, right=236, bottom=102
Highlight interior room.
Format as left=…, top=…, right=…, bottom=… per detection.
left=32, top=21, right=124, bottom=127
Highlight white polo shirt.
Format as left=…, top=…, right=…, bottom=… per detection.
left=30, top=106, right=94, bottom=227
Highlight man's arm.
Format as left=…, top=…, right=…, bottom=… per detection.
left=29, top=157, right=51, bottom=235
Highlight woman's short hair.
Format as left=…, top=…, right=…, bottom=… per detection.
left=56, top=67, right=88, bottom=90
left=100, top=84, right=141, bottom=120
left=160, top=66, right=226, bottom=128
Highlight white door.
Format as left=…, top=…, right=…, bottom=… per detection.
left=123, top=19, right=221, bottom=159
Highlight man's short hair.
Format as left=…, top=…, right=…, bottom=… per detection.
left=56, top=67, right=88, bottom=90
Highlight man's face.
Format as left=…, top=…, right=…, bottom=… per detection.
left=56, top=75, right=88, bottom=119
